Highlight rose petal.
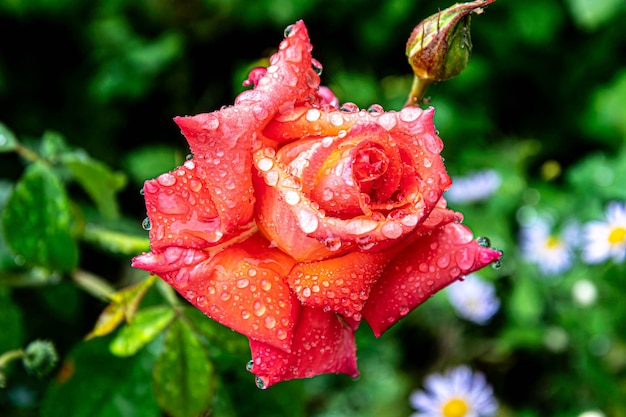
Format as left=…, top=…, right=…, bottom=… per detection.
left=141, top=234, right=299, bottom=351
left=287, top=251, right=394, bottom=320
left=248, top=307, right=359, bottom=389
left=361, top=222, right=502, bottom=337
left=140, top=20, right=321, bottom=252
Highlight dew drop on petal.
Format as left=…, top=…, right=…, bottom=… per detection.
left=141, top=217, right=152, bottom=231
left=284, top=24, right=295, bottom=37
left=255, top=376, right=267, bottom=390
left=381, top=222, right=403, bottom=239
left=276, top=329, right=288, bottom=340
left=189, top=179, right=202, bottom=192
left=257, top=157, right=274, bottom=172
left=399, top=305, right=410, bottom=316
left=157, top=173, right=176, bottom=187
left=264, top=315, right=276, bottom=329
left=477, top=236, right=491, bottom=247
left=398, top=106, right=421, bottom=122
left=253, top=300, right=267, bottom=317
left=285, top=190, right=301, bottom=205
left=367, top=104, right=384, bottom=114
left=236, top=278, right=250, bottom=288
left=305, top=108, right=321, bottom=121
left=246, top=360, right=254, bottom=371
left=242, top=310, right=251, bottom=320
left=340, top=102, right=359, bottom=113
left=296, top=210, right=319, bottom=233
left=311, top=58, right=323, bottom=75
left=324, top=236, right=342, bottom=251
left=377, top=112, right=397, bottom=131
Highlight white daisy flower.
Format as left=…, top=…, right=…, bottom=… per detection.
left=409, top=365, right=498, bottom=417
left=445, top=169, right=502, bottom=204
left=447, top=274, right=500, bottom=325
left=582, top=201, right=626, bottom=264
left=519, top=216, right=577, bottom=275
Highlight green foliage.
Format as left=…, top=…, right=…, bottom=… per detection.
left=0, top=0, right=625, bottom=416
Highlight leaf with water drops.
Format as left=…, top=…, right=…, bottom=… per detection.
left=153, top=319, right=215, bottom=417
left=109, top=305, right=175, bottom=357
left=2, top=162, right=78, bottom=272
left=0, top=122, right=18, bottom=153
left=61, top=152, right=127, bottom=221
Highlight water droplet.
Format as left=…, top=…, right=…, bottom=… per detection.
left=399, top=305, right=410, bottom=316
left=381, top=222, right=403, bottom=239
left=255, top=376, right=267, bottom=389
left=241, top=310, right=251, bottom=320
left=340, top=102, right=359, bottom=112
left=296, top=210, right=319, bottom=234
left=377, top=112, right=397, bottom=131
left=284, top=190, right=301, bottom=205
left=477, top=236, right=491, bottom=247
left=141, top=217, right=152, bottom=230
left=302, top=287, right=311, bottom=298
left=236, top=278, right=250, bottom=288
left=324, top=236, right=342, bottom=251
left=261, top=279, right=272, bottom=291
left=185, top=153, right=194, bottom=160
left=437, top=253, right=450, bottom=268
left=367, top=104, right=384, bottom=114
left=264, top=315, right=276, bottom=329
left=276, top=329, right=287, bottom=340
left=220, top=292, right=231, bottom=301
left=139, top=187, right=145, bottom=196
left=311, top=58, right=323, bottom=75
left=257, top=157, right=274, bottom=172
left=305, top=108, right=321, bottom=121
left=252, top=104, right=269, bottom=120
left=246, top=360, right=254, bottom=371
left=399, top=107, right=421, bottom=122
left=189, top=179, right=202, bottom=192
left=284, top=24, right=295, bottom=37
left=330, top=113, right=344, bottom=126
left=157, top=173, right=176, bottom=187
left=253, top=300, right=267, bottom=316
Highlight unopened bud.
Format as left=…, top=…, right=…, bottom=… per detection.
left=406, top=0, right=495, bottom=82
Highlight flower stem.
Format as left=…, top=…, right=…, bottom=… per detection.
left=0, top=349, right=25, bottom=369
left=404, top=76, right=433, bottom=107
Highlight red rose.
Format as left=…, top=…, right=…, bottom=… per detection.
left=132, top=20, right=502, bottom=389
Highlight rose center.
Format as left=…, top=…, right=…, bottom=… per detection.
left=353, top=146, right=388, bottom=188
left=441, top=397, right=469, bottom=417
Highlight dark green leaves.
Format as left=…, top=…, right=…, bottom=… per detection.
left=2, top=162, right=78, bottom=272
left=41, top=337, right=161, bottom=417
left=153, top=319, right=215, bottom=417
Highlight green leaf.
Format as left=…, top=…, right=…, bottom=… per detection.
left=153, top=319, right=215, bottom=417
left=87, top=274, right=159, bottom=340
left=0, top=287, right=24, bottom=352
left=0, top=122, right=18, bottom=152
left=39, top=130, right=71, bottom=163
left=109, top=305, right=175, bottom=357
left=82, top=223, right=149, bottom=256
left=40, top=336, right=161, bottom=417
left=2, top=162, right=78, bottom=272
left=62, top=152, right=127, bottom=221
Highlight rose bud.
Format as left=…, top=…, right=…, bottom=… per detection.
left=405, top=0, right=496, bottom=105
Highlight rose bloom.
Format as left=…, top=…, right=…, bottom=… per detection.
left=132, top=21, right=502, bottom=388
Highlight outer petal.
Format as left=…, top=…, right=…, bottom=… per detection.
left=248, top=307, right=359, bottom=389
left=137, top=234, right=299, bottom=352
left=361, top=222, right=502, bottom=337
left=287, top=251, right=394, bottom=320
left=140, top=20, right=321, bottom=252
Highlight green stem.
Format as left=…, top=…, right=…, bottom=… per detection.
left=0, top=349, right=25, bottom=369
left=14, top=142, right=42, bottom=163
left=404, top=76, right=433, bottom=107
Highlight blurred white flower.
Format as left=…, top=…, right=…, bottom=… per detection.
left=445, top=169, right=502, bottom=204
left=582, top=201, right=626, bottom=264
left=410, top=365, right=498, bottom=417
left=519, top=217, right=577, bottom=275
left=572, top=279, right=598, bottom=307
left=447, top=274, right=500, bottom=325
left=577, top=411, right=606, bottom=417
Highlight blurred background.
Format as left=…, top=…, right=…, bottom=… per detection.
left=1, top=0, right=625, bottom=416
